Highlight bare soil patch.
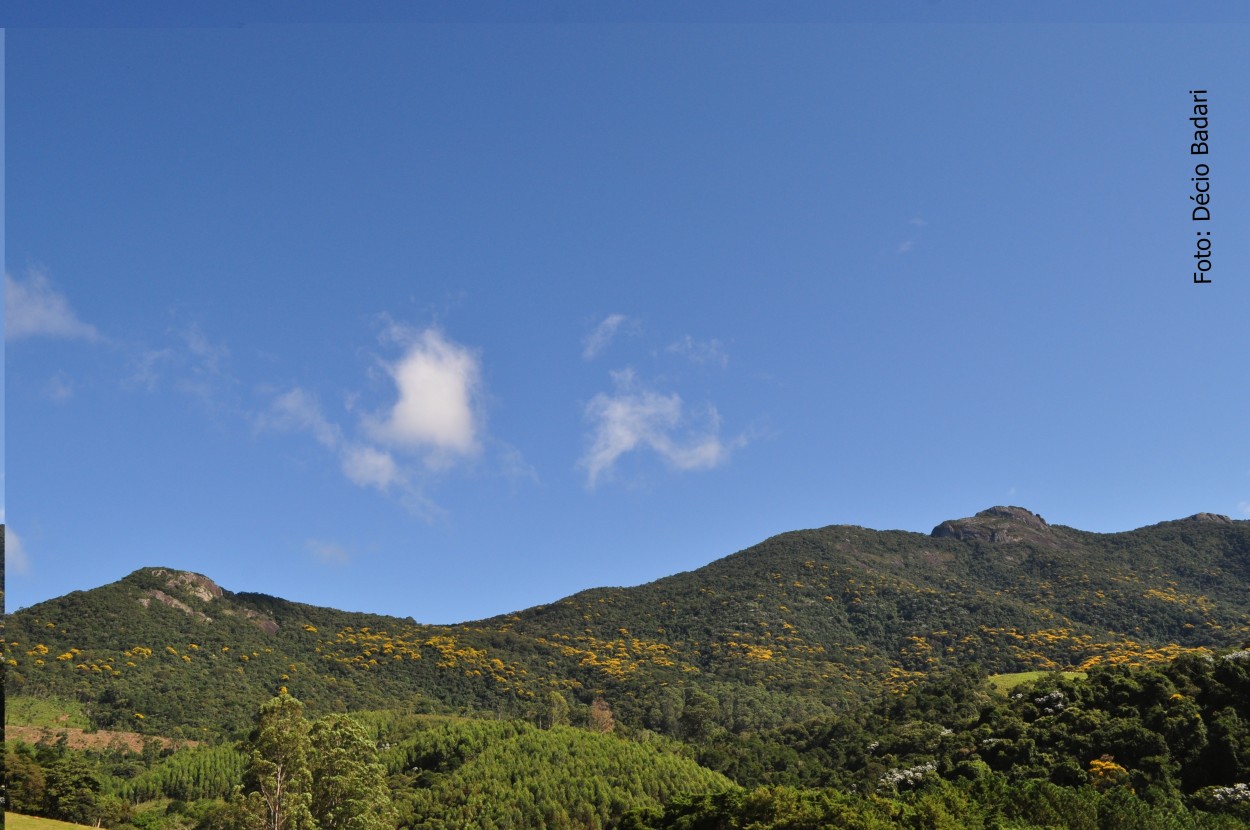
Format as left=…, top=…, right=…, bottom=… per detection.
left=5, top=724, right=199, bottom=753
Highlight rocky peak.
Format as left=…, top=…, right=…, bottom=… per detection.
left=930, top=506, right=1053, bottom=545
left=148, top=568, right=224, bottom=602
left=1182, top=512, right=1233, bottom=525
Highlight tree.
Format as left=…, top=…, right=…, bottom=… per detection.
left=589, top=697, right=616, bottom=734
left=542, top=691, right=571, bottom=729
left=93, top=794, right=132, bottom=828
left=308, top=713, right=397, bottom=830
left=238, top=693, right=314, bottom=830
left=4, top=746, right=47, bottom=815
left=43, top=755, right=100, bottom=825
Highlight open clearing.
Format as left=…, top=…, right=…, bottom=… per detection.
left=6, top=813, right=94, bottom=830
left=988, top=670, right=1086, bottom=693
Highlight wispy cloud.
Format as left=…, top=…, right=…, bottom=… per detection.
left=43, top=373, right=76, bottom=403
left=4, top=269, right=100, bottom=342
left=121, top=324, right=236, bottom=415
left=582, top=314, right=628, bottom=361
left=1238, top=501, right=1250, bottom=517
left=257, top=386, right=403, bottom=493
left=666, top=335, right=728, bottom=368
left=365, top=326, right=483, bottom=467
left=258, top=387, right=341, bottom=449
left=181, top=323, right=229, bottom=376
left=898, top=217, right=927, bottom=254
left=126, top=348, right=176, bottom=391
left=6, top=527, right=32, bottom=575
left=306, top=538, right=352, bottom=566
left=580, top=368, right=741, bottom=487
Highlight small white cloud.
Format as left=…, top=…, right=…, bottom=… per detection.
left=666, top=335, right=728, bottom=368
left=580, top=369, right=739, bottom=487
left=341, top=444, right=402, bottom=491
left=898, top=240, right=915, bottom=254
left=910, top=217, right=928, bottom=227
left=6, top=527, right=31, bottom=575
left=306, top=539, right=351, bottom=566
left=1238, top=501, right=1250, bottom=517
left=582, top=314, right=628, bottom=361
left=366, top=327, right=482, bottom=464
left=4, top=270, right=100, bottom=342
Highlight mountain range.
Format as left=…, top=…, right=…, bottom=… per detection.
left=5, top=506, right=1249, bottom=738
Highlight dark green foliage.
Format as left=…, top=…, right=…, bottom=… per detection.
left=238, top=694, right=315, bottom=830
left=382, top=718, right=732, bottom=829
left=119, top=744, right=246, bottom=802
left=308, top=714, right=397, bottom=830
left=42, top=753, right=104, bottom=824
left=5, top=743, right=49, bottom=814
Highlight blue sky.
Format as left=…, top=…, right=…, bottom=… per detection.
left=5, top=7, right=1250, bottom=622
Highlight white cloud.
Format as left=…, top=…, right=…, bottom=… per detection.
left=4, top=270, right=100, bottom=342
left=341, top=444, right=402, bottom=491
left=666, top=335, right=728, bottom=368
left=580, top=369, right=739, bottom=487
left=898, top=240, right=915, bottom=254
left=910, top=217, right=928, bottom=227
left=366, top=327, right=482, bottom=464
left=306, top=539, right=351, bottom=565
left=7, top=527, right=31, bottom=575
left=1238, top=501, right=1250, bottom=517
left=255, top=325, right=504, bottom=515
left=582, top=314, right=628, bottom=361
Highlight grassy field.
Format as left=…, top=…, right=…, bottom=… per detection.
left=988, top=670, right=1086, bottom=693
left=5, top=696, right=92, bottom=729
left=5, top=813, right=94, bottom=830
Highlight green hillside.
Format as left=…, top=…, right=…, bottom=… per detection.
left=6, top=508, right=1250, bottom=829
left=5, top=507, right=1249, bottom=739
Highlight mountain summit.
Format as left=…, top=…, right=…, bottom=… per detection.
left=930, top=505, right=1053, bottom=545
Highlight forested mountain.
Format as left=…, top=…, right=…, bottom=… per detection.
left=6, top=507, right=1249, bottom=739
left=6, top=508, right=1250, bottom=829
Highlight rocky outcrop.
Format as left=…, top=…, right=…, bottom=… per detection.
left=1182, top=512, right=1234, bottom=525
left=931, top=506, right=1055, bottom=545
left=148, top=568, right=224, bottom=602
left=221, top=607, right=280, bottom=635
left=140, top=589, right=213, bottom=622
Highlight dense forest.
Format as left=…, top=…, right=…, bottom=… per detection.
left=5, top=508, right=1250, bottom=826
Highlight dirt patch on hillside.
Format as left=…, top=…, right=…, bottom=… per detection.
left=5, top=725, right=199, bottom=753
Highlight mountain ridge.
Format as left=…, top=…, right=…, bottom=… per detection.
left=5, top=506, right=1249, bottom=738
